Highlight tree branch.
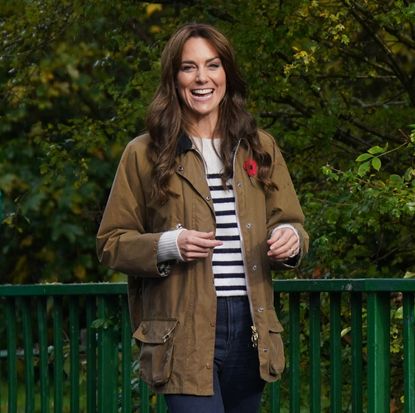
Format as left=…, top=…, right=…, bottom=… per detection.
left=343, top=0, right=415, bottom=106
left=351, top=0, right=415, bottom=49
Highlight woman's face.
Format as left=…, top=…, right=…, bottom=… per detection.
left=176, top=37, right=226, bottom=128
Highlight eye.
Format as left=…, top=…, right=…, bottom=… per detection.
left=208, top=62, right=221, bottom=70
left=180, top=64, right=196, bottom=72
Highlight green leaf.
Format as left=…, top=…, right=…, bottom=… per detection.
left=389, top=174, right=402, bottom=186
left=357, top=161, right=370, bottom=176
left=371, top=157, right=381, bottom=171
left=355, top=153, right=373, bottom=162
left=367, top=146, right=385, bottom=155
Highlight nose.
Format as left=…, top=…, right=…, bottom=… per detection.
left=196, top=68, right=208, bottom=83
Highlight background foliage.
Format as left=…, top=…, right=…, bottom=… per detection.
left=1, top=0, right=414, bottom=283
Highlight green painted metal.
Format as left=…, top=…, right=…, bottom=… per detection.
left=52, top=297, right=64, bottom=413
left=156, top=395, right=168, bottom=413
left=36, top=298, right=49, bottom=413
left=86, top=296, right=97, bottom=413
left=330, top=293, right=342, bottom=413
left=270, top=292, right=282, bottom=413
left=1, top=278, right=414, bottom=297
left=20, top=298, right=35, bottom=413
left=274, top=278, right=415, bottom=292
left=139, top=380, right=150, bottom=413
left=0, top=283, right=127, bottom=296
left=2, top=280, right=415, bottom=412
left=351, top=292, right=363, bottom=413
left=309, top=292, right=321, bottom=413
left=69, top=297, right=80, bottom=413
left=6, top=298, right=17, bottom=413
left=403, top=293, right=415, bottom=413
left=121, top=298, right=132, bottom=413
left=97, top=296, right=118, bottom=413
left=289, top=293, right=300, bottom=413
left=270, top=382, right=280, bottom=413
left=367, top=292, right=390, bottom=413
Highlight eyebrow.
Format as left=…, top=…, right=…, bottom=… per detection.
left=180, top=56, right=221, bottom=64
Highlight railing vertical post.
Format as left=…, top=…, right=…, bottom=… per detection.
left=139, top=380, right=150, bottom=413
left=330, top=292, right=342, bottom=413
left=86, top=296, right=97, bottom=413
left=367, top=292, right=390, bottom=413
left=309, top=292, right=321, bottom=413
left=156, top=395, right=167, bottom=413
left=289, top=292, right=301, bottom=413
left=403, top=292, right=415, bottom=413
left=351, top=292, right=363, bottom=413
left=6, top=298, right=18, bottom=413
left=69, top=297, right=80, bottom=413
left=52, top=297, right=64, bottom=413
left=270, top=291, right=282, bottom=413
left=97, top=295, right=118, bottom=413
left=36, top=297, right=49, bottom=413
left=20, top=297, right=35, bottom=413
left=121, top=296, right=132, bottom=413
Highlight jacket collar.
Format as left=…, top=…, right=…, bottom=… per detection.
left=175, top=132, right=244, bottom=157
left=176, top=133, right=193, bottom=156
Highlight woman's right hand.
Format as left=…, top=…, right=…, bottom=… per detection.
left=177, top=230, right=223, bottom=262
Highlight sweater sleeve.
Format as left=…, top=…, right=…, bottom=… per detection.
left=157, top=229, right=186, bottom=263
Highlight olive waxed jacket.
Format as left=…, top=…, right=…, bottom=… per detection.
left=96, top=129, right=309, bottom=395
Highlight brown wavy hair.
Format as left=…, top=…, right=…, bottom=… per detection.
left=146, top=23, right=276, bottom=204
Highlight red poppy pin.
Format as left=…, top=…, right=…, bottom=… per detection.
left=243, top=159, right=257, bottom=177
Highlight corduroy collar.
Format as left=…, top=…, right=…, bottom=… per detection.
left=175, top=132, right=245, bottom=157
left=175, top=133, right=193, bottom=156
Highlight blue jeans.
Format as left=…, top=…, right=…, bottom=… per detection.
left=165, top=296, right=265, bottom=413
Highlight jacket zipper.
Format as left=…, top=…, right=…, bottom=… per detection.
left=232, top=140, right=258, bottom=348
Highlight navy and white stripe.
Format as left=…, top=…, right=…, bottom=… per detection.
left=193, top=137, right=247, bottom=297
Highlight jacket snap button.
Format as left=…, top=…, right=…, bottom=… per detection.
left=206, top=195, right=211, bottom=201
left=252, top=265, right=257, bottom=271
left=246, top=223, right=252, bottom=229
left=258, top=306, right=264, bottom=312
left=177, top=165, right=184, bottom=172
left=206, top=363, right=212, bottom=369
left=237, top=182, right=242, bottom=188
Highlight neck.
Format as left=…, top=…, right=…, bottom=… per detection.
left=187, top=113, right=219, bottom=139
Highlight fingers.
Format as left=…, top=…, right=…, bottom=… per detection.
left=178, top=230, right=223, bottom=262
left=267, top=227, right=300, bottom=261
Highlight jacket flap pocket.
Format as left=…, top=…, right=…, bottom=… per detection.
left=133, top=319, right=178, bottom=344
left=266, top=310, right=284, bottom=333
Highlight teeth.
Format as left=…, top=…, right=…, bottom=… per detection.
left=192, top=89, right=213, bottom=95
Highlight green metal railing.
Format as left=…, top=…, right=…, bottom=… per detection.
left=1, top=279, right=414, bottom=412
left=271, top=279, right=415, bottom=413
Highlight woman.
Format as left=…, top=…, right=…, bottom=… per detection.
left=97, top=23, right=308, bottom=413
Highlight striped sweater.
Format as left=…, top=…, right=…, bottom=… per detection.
left=193, top=137, right=247, bottom=297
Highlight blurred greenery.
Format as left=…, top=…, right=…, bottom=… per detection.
left=1, top=0, right=414, bottom=284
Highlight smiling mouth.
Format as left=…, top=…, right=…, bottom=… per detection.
left=191, top=88, right=214, bottom=96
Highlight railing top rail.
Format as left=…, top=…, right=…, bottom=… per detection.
left=273, top=278, right=415, bottom=292
left=0, top=282, right=128, bottom=296
left=0, top=278, right=414, bottom=297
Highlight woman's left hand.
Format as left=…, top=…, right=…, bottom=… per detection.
left=267, top=227, right=300, bottom=261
